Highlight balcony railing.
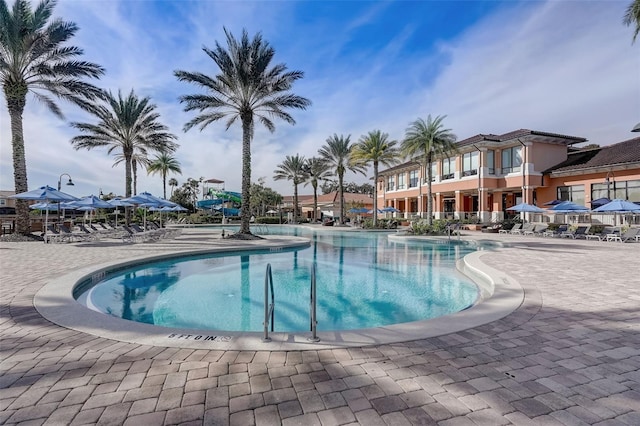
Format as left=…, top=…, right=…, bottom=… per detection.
left=442, top=173, right=454, bottom=180
left=462, top=169, right=478, bottom=177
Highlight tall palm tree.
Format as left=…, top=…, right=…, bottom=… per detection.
left=273, top=154, right=307, bottom=223
left=351, top=130, right=400, bottom=227
left=304, top=157, right=332, bottom=222
left=148, top=152, right=182, bottom=199
left=318, top=134, right=366, bottom=225
left=175, top=28, right=310, bottom=237
left=1, top=0, right=104, bottom=234
left=400, top=115, right=457, bottom=225
left=70, top=90, right=178, bottom=202
left=168, top=177, right=178, bottom=197
left=624, top=0, right=640, bottom=43
left=112, top=147, right=150, bottom=196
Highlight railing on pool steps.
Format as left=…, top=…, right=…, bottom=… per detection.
left=262, top=262, right=321, bottom=343
left=309, top=263, right=320, bottom=342
left=262, top=264, right=275, bottom=342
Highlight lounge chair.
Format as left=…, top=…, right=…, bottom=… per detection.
left=512, top=223, right=534, bottom=235
left=524, top=224, right=548, bottom=236
left=560, top=225, right=591, bottom=239
left=607, top=227, right=640, bottom=243
left=506, top=223, right=522, bottom=234
left=543, top=224, right=568, bottom=237
left=586, top=226, right=617, bottom=241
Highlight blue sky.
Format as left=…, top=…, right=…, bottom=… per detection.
left=1, top=0, right=638, bottom=198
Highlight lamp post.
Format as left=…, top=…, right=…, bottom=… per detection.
left=57, top=173, right=74, bottom=225
left=605, top=171, right=614, bottom=200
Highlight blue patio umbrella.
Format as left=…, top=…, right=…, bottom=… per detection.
left=382, top=207, right=401, bottom=213
left=592, top=199, right=640, bottom=213
left=10, top=185, right=79, bottom=243
left=367, top=208, right=384, bottom=214
left=348, top=207, right=369, bottom=214
left=124, top=192, right=175, bottom=230
left=29, top=202, right=60, bottom=211
left=107, top=198, right=134, bottom=225
left=548, top=201, right=589, bottom=213
left=590, top=197, right=611, bottom=209
left=593, top=199, right=640, bottom=225
left=73, top=195, right=112, bottom=209
left=507, top=202, right=545, bottom=213
left=543, top=199, right=563, bottom=206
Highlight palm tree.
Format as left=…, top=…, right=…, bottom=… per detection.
left=318, top=134, right=366, bottom=225
left=624, top=0, right=640, bottom=43
left=303, top=157, right=332, bottom=222
left=1, top=0, right=105, bottom=234
left=70, top=90, right=178, bottom=202
left=400, top=115, right=457, bottom=225
left=273, top=154, right=307, bottom=223
left=148, top=153, right=182, bottom=199
left=351, top=130, right=400, bottom=227
left=168, top=177, right=178, bottom=197
left=175, top=28, right=310, bottom=237
left=112, top=147, right=150, bottom=196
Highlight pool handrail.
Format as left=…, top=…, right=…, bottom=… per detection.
left=263, top=263, right=275, bottom=342
left=309, top=263, right=320, bottom=342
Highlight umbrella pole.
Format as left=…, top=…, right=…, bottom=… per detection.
left=44, top=206, right=49, bottom=244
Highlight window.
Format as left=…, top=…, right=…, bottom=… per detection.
left=462, top=152, right=478, bottom=177
left=591, top=183, right=608, bottom=201
left=0, top=199, right=6, bottom=206
left=386, top=176, right=395, bottom=191
left=409, top=170, right=419, bottom=188
left=427, top=163, right=437, bottom=182
left=557, top=185, right=585, bottom=206
left=592, top=179, right=640, bottom=201
left=487, top=150, right=495, bottom=175
left=442, top=157, right=455, bottom=180
left=501, top=146, right=522, bottom=174
left=397, top=173, right=405, bottom=189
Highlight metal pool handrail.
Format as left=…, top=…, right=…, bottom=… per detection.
left=263, top=263, right=275, bottom=342
left=309, top=263, right=320, bottom=342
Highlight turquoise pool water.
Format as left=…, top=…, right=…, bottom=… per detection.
left=76, top=227, right=479, bottom=332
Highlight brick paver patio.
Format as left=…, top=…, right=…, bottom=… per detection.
left=1, top=227, right=639, bottom=425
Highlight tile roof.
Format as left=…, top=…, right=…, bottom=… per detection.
left=456, top=129, right=586, bottom=147
left=546, top=137, right=640, bottom=173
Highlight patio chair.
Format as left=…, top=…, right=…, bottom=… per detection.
left=524, top=224, right=548, bottom=236
left=607, top=227, right=640, bottom=243
left=543, top=224, right=568, bottom=237
left=585, top=226, right=616, bottom=241
left=512, top=223, right=534, bottom=235
left=561, top=225, right=590, bottom=239
left=507, top=223, right=522, bottom=234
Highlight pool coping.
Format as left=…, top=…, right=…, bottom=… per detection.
left=34, top=235, right=524, bottom=351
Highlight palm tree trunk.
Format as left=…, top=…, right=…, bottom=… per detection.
left=132, top=161, right=138, bottom=196
left=125, top=153, right=133, bottom=224
left=312, top=181, right=318, bottom=222
left=293, top=183, right=299, bottom=223
left=373, top=161, right=379, bottom=227
left=426, top=153, right=433, bottom=225
left=240, top=116, right=252, bottom=234
left=162, top=171, right=167, bottom=199
left=7, top=94, right=30, bottom=235
left=338, top=173, right=344, bottom=225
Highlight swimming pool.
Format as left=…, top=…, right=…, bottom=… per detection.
left=76, top=227, right=480, bottom=332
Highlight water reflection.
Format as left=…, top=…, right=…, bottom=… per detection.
left=82, top=228, right=479, bottom=332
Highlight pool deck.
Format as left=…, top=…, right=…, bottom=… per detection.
left=1, top=227, right=639, bottom=425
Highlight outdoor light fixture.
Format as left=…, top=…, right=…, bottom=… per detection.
left=605, top=171, right=614, bottom=200
left=57, top=173, right=74, bottom=224
left=57, top=173, right=74, bottom=191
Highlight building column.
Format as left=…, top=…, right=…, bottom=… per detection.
left=492, top=190, right=503, bottom=222
left=478, top=188, right=491, bottom=223
left=454, top=190, right=464, bottom=220
left=434, top=193, right=444, bottom=220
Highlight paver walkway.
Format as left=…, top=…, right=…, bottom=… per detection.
left=1, top=228, right=639, bottom=425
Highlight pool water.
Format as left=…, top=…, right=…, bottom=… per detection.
left=77, top=227, right=479, bottom=332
